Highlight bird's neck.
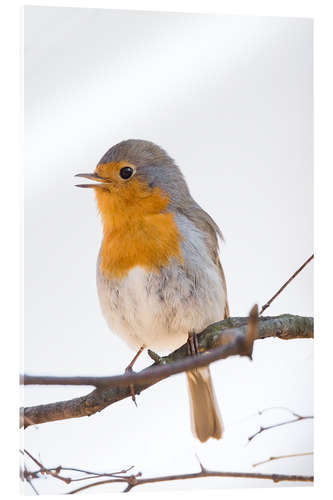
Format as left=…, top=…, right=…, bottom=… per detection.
left=95, top=183, right=183, bottom=279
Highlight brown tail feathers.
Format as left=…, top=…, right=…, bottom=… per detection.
left=186, top=366, right=223, bottom=443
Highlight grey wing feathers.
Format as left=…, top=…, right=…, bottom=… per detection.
left=179, top=201, right=230, bottom=319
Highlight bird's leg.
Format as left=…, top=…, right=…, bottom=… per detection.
left=187, top=331, right=199, bottom=356
left=125, top=345, right=145, bottom=406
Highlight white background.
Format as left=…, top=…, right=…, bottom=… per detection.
left=22, top=6, right=313, bottom=495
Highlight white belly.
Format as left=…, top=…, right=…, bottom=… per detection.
left=97, top=258, right=226, bottom=353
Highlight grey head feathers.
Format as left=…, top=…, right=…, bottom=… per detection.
left=99, top=139, right=174, bottom=169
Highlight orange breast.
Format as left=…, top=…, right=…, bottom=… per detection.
left=95, top=179, right=183, bottom=279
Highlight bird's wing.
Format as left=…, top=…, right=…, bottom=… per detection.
left=179, top=203, right=229, bottom=319
left=215, top=252, right=230, bottom=319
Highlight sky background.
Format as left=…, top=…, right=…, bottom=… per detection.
left=23, top=7, right=313, bottom=495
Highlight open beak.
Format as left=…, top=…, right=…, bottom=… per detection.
left=75, top=172, right=112, bottom=189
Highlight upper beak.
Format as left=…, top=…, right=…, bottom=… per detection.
left=75, top=173, right=111, bottom=189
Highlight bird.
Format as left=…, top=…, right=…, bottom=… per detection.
left=76, top=139, right=229, bottom=442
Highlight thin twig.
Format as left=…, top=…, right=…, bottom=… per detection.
left=259, top=254, right=314, bottom=315
left=25, top=465, right=135, bottom=483
left=195, top=454, right=207, bottom=473
left=248, top=414, right=313, bottom=443
left=24, top=466, right=39, bottom=495
left=47, top=465, right=133, bottom=478
left=23, top=449, right=43, bottom=470
left=253, top=452, right=313, bottom=468
left=258, top=406, right=305, bottom=418
left=23, top=449, right=72, bottom=484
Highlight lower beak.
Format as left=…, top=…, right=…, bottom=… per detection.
left=75, top=173, right=112, bottom=189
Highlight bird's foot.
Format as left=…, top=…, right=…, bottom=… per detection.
left=124, top=365, right=137, bottom=407
left=124, top=345, right=145, bottom=407
left=187, top=331, right=199, bottom=356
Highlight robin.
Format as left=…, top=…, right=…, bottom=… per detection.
left=76, top=139, right=229, bottom=442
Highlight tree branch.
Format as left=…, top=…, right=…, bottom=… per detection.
left=68, top=469, right=313, bottom=494
left=22, top=451, right=314, bottom=495
left=21, top=313, right=313, bottom=429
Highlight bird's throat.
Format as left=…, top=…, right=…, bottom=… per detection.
left=95, top=182, right=183, bottom=279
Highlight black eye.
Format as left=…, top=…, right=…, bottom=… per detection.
left=119, top=166, right=134, bottom=179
